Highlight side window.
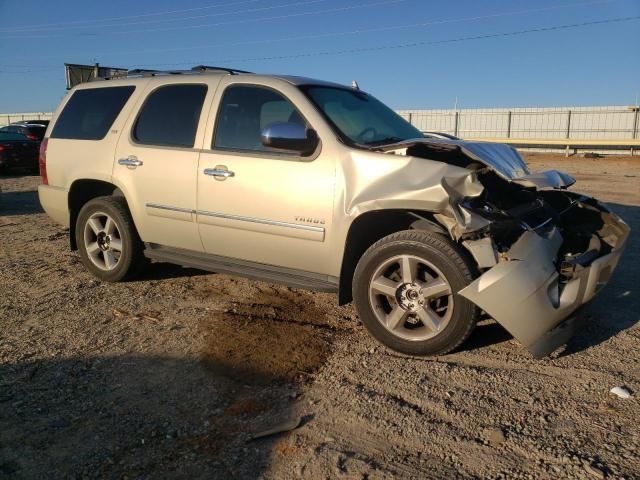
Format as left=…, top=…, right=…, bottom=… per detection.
left=213, top=85, right=306, bottom=152
left=51, top=86, right=135, bottom=140
left=133, top=84, right=207, bottom=148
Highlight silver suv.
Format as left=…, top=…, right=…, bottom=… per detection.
left=38, top=66, right=629, bottom=357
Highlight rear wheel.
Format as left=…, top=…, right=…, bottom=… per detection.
left=353, top=230, right=478, bottom=356
left=76, top=196, right=145, bottom=282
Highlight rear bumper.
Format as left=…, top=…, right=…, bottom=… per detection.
left=460, top=204, right=629, bottom=357
left=38, top=184, right=69, bottom=228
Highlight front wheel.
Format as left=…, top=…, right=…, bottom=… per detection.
left=75, top=196, right=145, bottom=282
left=353, top=230, right=478, bottom=356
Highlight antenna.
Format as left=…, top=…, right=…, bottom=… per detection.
left=351, top=80, right=360, bottom=90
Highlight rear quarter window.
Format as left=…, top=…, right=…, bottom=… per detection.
left=51, top=86, right=135, bottom=140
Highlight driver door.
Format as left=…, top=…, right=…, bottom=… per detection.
left=196, top=81, right=336, bottom=275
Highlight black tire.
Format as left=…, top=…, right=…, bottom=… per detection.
left=75, top=196, right=145, bottom=282
left=353, top=230, right=478, bottom=356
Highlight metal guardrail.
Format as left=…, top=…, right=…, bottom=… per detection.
left=463, top=137, right=640, bottom=156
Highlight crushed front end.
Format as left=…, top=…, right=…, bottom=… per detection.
left=382, top=139, right=630, bottom=357
left=458, top=174, right=629, bottom=357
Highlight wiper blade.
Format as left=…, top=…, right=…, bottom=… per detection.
left=365, top=137, right=405, bottom=146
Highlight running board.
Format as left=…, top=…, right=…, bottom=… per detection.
left=144, top=243, right=339, bottom=293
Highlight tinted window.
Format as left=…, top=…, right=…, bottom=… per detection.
left=1, top=125, right=45, bottom=140
left=25, top=126, right=46, bottom=140
left=213, top=85, right=306, bottom=152
left=51, top=86, right=135, bottom=140
left=133, top=84, right=207, bottom=147
left=0, top=132, right=29, bottom=141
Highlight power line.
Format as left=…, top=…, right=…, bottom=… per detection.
left=1, top=0, right=265, bottom=32
left=1, top=14, right=636, bottom=73
left=0, top=0, right=335, bottom=34
left=141, top=16, right=640, bottom=66
left=11, top=0, right=617, bottom=61
left=0, top=0, right=412, bottom=39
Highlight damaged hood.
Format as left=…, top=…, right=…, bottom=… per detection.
left=381, top=138, right=575, bottom=189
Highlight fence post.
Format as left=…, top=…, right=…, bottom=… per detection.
left=408, top=112, right=413, bottom=125
left=566, top=110, right=572, bottom=139
left=506, top=111, right=512, bottom=138
left=454, top=111, right=459, bottom=137
left=632, top=107, right=639, bottom=140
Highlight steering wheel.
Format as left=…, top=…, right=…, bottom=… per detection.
left=355, top=127, right=377, bottom=143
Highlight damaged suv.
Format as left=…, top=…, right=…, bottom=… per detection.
left=38, top=67, right=629, bottom=357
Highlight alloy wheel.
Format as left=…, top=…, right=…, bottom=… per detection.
left=83, top=211, right=123, bottom=271
left=368, top=254, right=454, bottom=341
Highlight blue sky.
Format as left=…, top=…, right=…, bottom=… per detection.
left=1, top=0, right=638, bottom=112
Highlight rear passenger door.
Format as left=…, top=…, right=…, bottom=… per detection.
left=113, top=81, right=214, bottom=252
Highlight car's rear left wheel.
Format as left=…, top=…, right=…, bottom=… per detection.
left=76, top=196, right=145, bottom=282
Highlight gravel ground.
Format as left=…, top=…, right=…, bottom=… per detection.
left=0, top=153, right=638, bottom=479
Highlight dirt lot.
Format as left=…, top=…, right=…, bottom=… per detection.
left=1, top=153, right=638, bottom=479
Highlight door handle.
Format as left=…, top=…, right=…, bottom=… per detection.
left=204, top=168, right=235, bottom=179
left=118, top=156, right=143, bottom=167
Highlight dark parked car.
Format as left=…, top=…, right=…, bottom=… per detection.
left=11, top=119, right=50, bottom=128
left=0, top=132, right=39, bottom=173
left=0, top=123, right=47, bottom=141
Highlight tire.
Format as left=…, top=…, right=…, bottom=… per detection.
left=75, top=196, right=145, bottom=282
left=353, top=230, right=478, bottom=356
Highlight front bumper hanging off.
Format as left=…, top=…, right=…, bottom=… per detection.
left=459, top=202, right=629, bottom=358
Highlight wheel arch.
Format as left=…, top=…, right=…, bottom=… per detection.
left=68, top=179, right=125, bottom=250
left=338, top=209, right=449, bottom=305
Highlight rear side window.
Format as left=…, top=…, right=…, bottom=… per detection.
left=51, top=86, right=135, bottom=140
left=133, top=84, right=207, bottom=148
left=0, top=132, right=28, bottom=141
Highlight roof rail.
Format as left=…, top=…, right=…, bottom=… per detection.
left=96, top=65, right=253, bottom=81
left=191, top=65, right=253, bottom=75
left=125, top=68, right=192, bottom=77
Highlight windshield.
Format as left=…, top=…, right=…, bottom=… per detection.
left=300, top=86, right=423, bottom=147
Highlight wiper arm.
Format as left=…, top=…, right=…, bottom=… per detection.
left=365, top=136, right=405, bottom=147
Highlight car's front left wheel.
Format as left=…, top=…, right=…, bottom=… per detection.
left=353, top=230, right=479, bottom=356
left=76, top=196, right=145, bottom=282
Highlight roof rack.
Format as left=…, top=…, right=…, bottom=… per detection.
left=191, top=65, right=253, bottom=74
left=99, top=65, right=253, bottom=80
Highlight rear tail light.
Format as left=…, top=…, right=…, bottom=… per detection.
left=26, top=134, right=38, bottom=141
left=0, top=145, right=5, bottom=152
left=39, top=138, right=48, bottom=185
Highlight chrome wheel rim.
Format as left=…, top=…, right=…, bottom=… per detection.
left=368, top=254, right=453, bottom=341
left=83, top=212, right=123, bottom=271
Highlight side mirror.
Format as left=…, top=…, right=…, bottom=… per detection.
left=260, top=122, right=319, bottom=156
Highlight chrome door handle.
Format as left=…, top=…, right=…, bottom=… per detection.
left=118, top=157, right=143, bottom=167
left=204, top=168, right=235, bottom=178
